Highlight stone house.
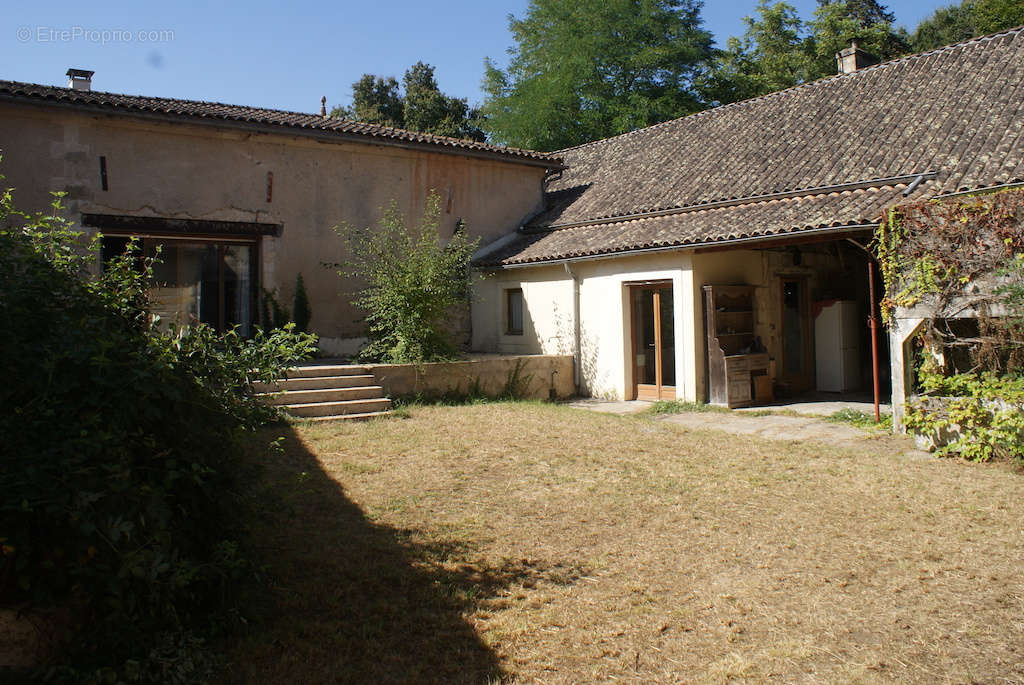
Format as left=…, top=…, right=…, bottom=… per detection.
left=472, top=27, right=1024, bottom=418
left=0, top=70, right=560, bottom=356
left=2, top=28, right=1023, bottom=422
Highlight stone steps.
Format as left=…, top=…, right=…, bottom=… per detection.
left=257, top=364, right=392, bottom=421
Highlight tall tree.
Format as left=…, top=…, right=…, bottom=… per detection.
left=806, top=0, right=910, bottom=79
left=480, top=0, right=716, bottom=151
left=700, top=1, right=811, bottom=105
left=402, top=62, right=485, bottom=141
left=332, top=64, right=484, bottom=142
left=344, top=75, right=405, bottom=129
left=911, top=0, right=1024, bottom=52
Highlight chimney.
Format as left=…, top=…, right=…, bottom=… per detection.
left=66, top=68, right=94, bottom=91
left=835, top=40, right=876, bottom=74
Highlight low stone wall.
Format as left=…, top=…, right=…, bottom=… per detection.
left=367, top=355, right=575, bottom=401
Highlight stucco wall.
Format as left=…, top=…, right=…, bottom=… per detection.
left=477, top=252, right=696, bottom=401
left=476, top=242, right=874, bottom=403
left=471, top=265, right=574, bottom=356
left=0, top=101, right=547, bottom=351
left=367, top=354, right=574, bottom=400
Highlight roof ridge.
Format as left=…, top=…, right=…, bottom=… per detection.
left=0, top=78, right=329, bottom=119
left=0, top=78, right=557, bottom=161
left=553, top=25, right=1024, bottom=156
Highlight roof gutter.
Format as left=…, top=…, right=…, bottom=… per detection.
left=0, top=94, right=565, bottom=171
left=479, top=223, right=878, bottom=271
left=932, top=180, right=1024, bottom=200
left=525, top=172, right=937, bottom=233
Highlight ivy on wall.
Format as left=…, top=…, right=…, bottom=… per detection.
left=874, top=187, right=1024, bottom=322
left=873, top=187, right=1024, bottom=461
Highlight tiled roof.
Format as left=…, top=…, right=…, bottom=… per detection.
left=480, top=26, right=1024, bottom=266
left=477, top=182, right=920, bottom=266
left=0, top=80, right=562, bottom=168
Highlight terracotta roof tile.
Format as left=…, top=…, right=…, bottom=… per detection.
left=0, top=80, right=561, bottom=167
left=486, top=27, right=1024, bottom=266
left=478, top=184, right=917, bottom=266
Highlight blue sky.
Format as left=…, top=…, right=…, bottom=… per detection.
left=3, top=1, right=951, bottom=114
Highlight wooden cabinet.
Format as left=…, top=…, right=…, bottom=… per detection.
left=703, top=285, right=769, bottom=408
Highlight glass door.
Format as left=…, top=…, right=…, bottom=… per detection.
left=631, top=283, right=676, bottom=401
left=102, top=236, right=256, bottom=335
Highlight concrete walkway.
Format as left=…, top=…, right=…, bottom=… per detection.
left=656, top=410, right=878, bottom=446
left=567, top=397, right=918, bottom=451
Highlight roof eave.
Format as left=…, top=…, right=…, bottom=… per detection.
left=476, top=223, right=878, bottom=270
left=0, top=92, right=565, bottom=170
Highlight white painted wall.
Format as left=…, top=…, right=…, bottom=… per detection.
left=476, top=252, right=701, bottom=401
left=471, top=265, right=574, bottom=356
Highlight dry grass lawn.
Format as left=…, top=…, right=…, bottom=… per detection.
left=218, top=402, right=1024, bottom=684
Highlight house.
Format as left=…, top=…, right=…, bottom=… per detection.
left=471, top=27, right=1024, bottom=422
left=2, top=28, right=1022, bottom=425
left=0, top=70, right=561, bottom=356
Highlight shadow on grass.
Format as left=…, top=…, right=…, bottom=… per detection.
left=215, top=424, right=513, bottom=685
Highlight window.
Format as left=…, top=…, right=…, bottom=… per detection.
left=505, top=288, right=524, bottom=335
left=101, top=235, right=257, bottom=336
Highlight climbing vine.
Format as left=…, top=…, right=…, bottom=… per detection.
left=873, top=187, right=1024, bottom=461
left=874, top=188, right=1024, bottom=321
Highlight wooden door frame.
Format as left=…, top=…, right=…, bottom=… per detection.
left=628, top=281, right=677, bottom=401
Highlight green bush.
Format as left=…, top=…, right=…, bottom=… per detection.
left=334, top=191, right=478, bottom=363
left=0, top=187, right=315, bottom=681
left=292, top=273, right=312, bottom=334
left=905, top=367, right=1024, bottom=462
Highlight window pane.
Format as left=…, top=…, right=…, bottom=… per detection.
left=507, top=289, right=523, bottom=334
left=223, top=245, right=252, bottom=337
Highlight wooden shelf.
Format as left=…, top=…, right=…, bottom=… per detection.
left=704, top=285, right=766, bottom=408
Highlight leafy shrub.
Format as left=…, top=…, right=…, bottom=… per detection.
left=259, top=287, right=291, bottom=330
left=905, top=366, right=1024, bottom=462
left=0, top=186, right=315, bottom=681
left=292, top=273, right=312, bottom=334
left=334, top=191, right=478, bottom=363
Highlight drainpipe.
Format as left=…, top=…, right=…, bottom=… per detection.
left=564, top=262, right=581, bottom=394
left=846, top=238, right=882, bottom=424
left=868, top=260, right=881, bottom=423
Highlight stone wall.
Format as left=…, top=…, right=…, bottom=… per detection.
left=367, top=355, right=575, bottom=401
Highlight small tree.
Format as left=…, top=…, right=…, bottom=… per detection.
left=292, top=272, right=312, bottom=333
left=334, top=192, right=478, bottom=363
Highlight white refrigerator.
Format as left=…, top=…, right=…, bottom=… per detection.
left=815, top=300, right=860, bottom=392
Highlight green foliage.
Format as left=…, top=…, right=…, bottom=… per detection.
left=911, top=0, right=1024, bottom=52
left=260, top=286, right=291, bottom=330
left=156, top=322, right=318, bottom=429
left=333, top=63, right=484, bottom=141
left=0, top=180, right=316, bottom=680
left=480, top=0, right=716, bottom=151
left=292, top=273, right=312, bottom=334
left=402, top=62, right=485, bottom=141
left=873, top=189, right=1024, bottom=322
left=825, top=407, right=891, bottom=429
left=805, top=0, right=910, bottom=79
left=337, top=74, right=405, bottom=128
left=905, top=366, right=1024, bottom=462
left=334, top=192, right=479, bottom=364
left=877, top=189, right=1024, bottom=461
left=699, top=1, right=813, bottom=104
left=647, top=400, right=730, bottom=414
